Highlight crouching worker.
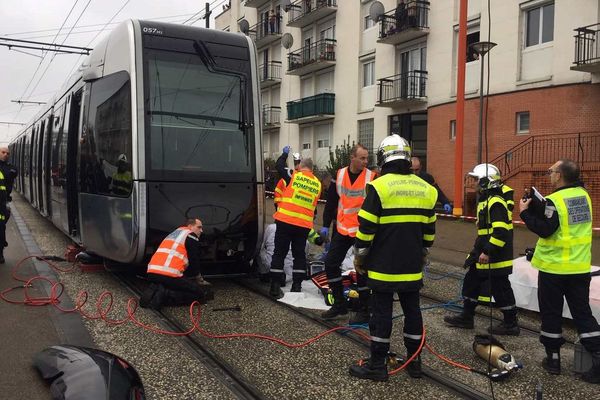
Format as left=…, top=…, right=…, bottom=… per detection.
left=140, top=218, right=213, bottom=310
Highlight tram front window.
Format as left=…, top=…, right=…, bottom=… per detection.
left=145, top=49, right=251, bottom=179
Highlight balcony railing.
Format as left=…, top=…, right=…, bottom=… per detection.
left=287, top=39, right=336, bottom=75
left=572, top=23, right=600, bottom=73
left=286, top=93, right=335, bottom=122
left=378, top=1, right=430, bottom=44
left=377, top=70, right=427, bottom=106
left=249, top=16, right=283, bottom=47
left=244, top=0, right=270, bottom=8
left=263, top=106, right=281, bottom=127
left=287, top=0, right=337, bottom=28
left=259, top=62, right=282, bottom=87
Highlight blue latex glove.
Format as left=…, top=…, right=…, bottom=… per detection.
left=282, top=145, right=291, bottom=154
left=320, top=227, right=329, bottom=238
left=443, top=203, right=452, bottom=214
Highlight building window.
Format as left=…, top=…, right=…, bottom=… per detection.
left=466, top=31, right=481, bottom=62
left=449, top=120, right=456, bottom=140
left=358, top=119, right=374, bottom=153
left=317, top=139, right=329, bottom=148
left=363, top=60, right=375, bottom=87
left=302, top=143, right=311, bottom=150
left=364, top=15, right=375, bottom=30
left=516, top=112, right=530, bottom=134
left=525, top=3, right=554, bottom=47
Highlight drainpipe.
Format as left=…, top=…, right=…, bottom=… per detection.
left=453, top=0, right=468, bottom=216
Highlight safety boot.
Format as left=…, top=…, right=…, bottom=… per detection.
left=0, top=248, right=4, bottom=264
left=290, top=281, right=302, bottom=292
left=405, top=353, right=422, bottom=379
left=542, top=350, right=561, bottom=375
left=488, top=321, right=520, bottom=336
left=321, top=303, right=348, bottom=320
left=269, top=282, right=284, bottom=299
left=444, top=312, right=474, bottom=329
left=581, top=351, right=600, bottom=384
left=349, top=358, right=388, bottom=382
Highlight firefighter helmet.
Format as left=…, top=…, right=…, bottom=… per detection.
left=468, top=163, right=502, bottom=190
left=292, top=152, right=301, bottom=162
left=376, top=134, right=411, bottom=167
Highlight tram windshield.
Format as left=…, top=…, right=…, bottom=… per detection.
left=145, top=48, right=251, bottom=179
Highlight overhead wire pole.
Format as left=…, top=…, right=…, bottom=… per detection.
left=204, top=2, right=212, bottom=28
left=453, top=0, right=468, bottom=217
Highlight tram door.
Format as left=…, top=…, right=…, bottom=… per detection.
left=66, top=90, right=82, bottom=239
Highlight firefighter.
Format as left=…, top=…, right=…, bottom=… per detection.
left=270, top=146, right=321, bottom=298
left=274, top=152, right=301, bottom=209
left=349, top=135, right=437, bottom=381
left=444, top=164, right=519, bottom=336
left=520, top=159, right=599, bottom=383
left=140, top=218, right=212, bottom=310
left=320, top=144, right=377, bottom=323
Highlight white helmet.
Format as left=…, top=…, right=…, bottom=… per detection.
left=118, top=154, right=128, bottom=163
left=292, top=152, right=301, bottom=162
left=376, top=134, right=411, bottom=167
left=468, top=163, right=501, bottom=190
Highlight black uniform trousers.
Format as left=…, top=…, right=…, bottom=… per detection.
left=461, top=266, right=517, bottom=323
left=325, top=230, right=369, bottom=308
left=270, top=220, right=310, bottom=284
left=146, top=274, right=210, bottom=307
left=538, top=271, right=600, bottom=353
left=370, top=290, right=423, bottom=361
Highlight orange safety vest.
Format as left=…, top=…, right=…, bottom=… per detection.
left=273, top=169, right=322, bottom=229
left=147, top=227, right=197, bottom=278
left=336, top=167, right=376, bottom=237
left=274, top=178, right=287, bottom=207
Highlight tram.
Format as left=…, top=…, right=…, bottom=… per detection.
left=9, top=20, right=264, bottom=275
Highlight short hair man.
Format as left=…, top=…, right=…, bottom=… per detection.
left=520, top=159, right=599, bottom=383
left=410, top=156, right=452, bottom=214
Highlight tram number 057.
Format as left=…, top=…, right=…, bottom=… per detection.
left=142, top=27, right=163, bottom=35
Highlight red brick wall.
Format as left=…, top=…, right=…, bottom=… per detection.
left=427, top=83, right=600, bottom=226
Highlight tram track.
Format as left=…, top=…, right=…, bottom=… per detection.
left=115, top=273, right=268, bottom=400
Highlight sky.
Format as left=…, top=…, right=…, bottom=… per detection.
left=0, top=0, right=227, bottom=145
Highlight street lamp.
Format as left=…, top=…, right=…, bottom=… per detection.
left=470, top=41, right=497, bottom=164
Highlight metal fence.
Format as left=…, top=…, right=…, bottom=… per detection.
left=262, top=106, right=281, bottom=126
left=573, top=23, right=600, bottom=66
left=377, top=70, right=428, bottom=104
left=288, top=38, right=336, bottom=72
left=287, top=0, right=337, bottom=24
left=259, top=62, right=282, bottom=82
left=286, top=93, right=335, bottom=120
left=249, top=15, right=282, bottom=42
left=379, top=0, right=430, bottom=40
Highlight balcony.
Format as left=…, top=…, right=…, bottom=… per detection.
left=286, top=93, right=335, bottom=123
left=249, top=16, right=282, bottom=48
left=287, top=39, right=336, bottom=75
left=244, top=0, right=270, bottom=8
left=571, top=23, right=600, bottom=73
left=263, top=106, right=281, bottom=129
left=287, top=0, right=337, bottom=29
left=259, top=62, right=282, bottom=88
left=377, top=1, right=430, bottom=45
left=376, top=71, right=427, bottom=108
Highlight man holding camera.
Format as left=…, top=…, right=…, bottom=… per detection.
left=520, top=159, right=599, bottom=383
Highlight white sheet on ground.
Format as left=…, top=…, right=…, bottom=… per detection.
left=509, top=256, right=600, bottom=321
left=277, top=271, right=355, bottom=310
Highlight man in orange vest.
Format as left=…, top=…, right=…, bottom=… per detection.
left=320, top=144, right=377, bottom=322
left=270, top=146, right=322, bottom=298
left=140, top=217, right=212, bottom=310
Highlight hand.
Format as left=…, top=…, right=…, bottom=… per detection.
left=519, top=198, right=532, bottom=213
left=443, top=203, right=452, bottom=214
left=282, top=145, right=291, bottom=154
left=353, top=256, right=366, bottom=275
left=320, top=227, right=329, bottom=239
left=478, top=252, right=489, bottom=264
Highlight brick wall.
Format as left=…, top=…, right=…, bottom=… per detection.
left=427, top=83, right=600, bottom=226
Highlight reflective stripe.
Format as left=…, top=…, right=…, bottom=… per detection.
left=403, top=333, right=422, bottom=340
left=371, top=336, right=391, bottom=343
left=476, top=260, right=512, bottom=270
left=540, top=331, right=563, bottom=339
left=478, top=296, right=491, bottom=302
left=499, top=305, right=516, bottom=310
left=343, top=207, right=361, bottom=214
left=423, top=233, right=435, bottom=242
left=379, top=214, right=436, bottom=224
left=356, top=230, right=375, bottom=241
left=270, top=268, right=285, bottom=273
left=358, top=209, right=379, bottom=224
left=368, top=270, right=423, bottom=282
left=489, top=236, right=506, bottom=247
left=147, top=264, right=182, bottom=277
left=276, top=206, right=314, bottom=222
left=155, top=248, right=188, bottom=264
left=292, top=269, right=305, bottom=274
left=579, top=331, right=600, bottom=339
left=478, top=228, right=492, bottom=235
left=464, top=296, right=479, bottom=303
left=492, top=221, right=513, bottom=230
left=356, top=286, right=369, bottom=292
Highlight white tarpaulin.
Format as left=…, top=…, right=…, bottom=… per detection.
left=509, top=256, right=600, bottom=321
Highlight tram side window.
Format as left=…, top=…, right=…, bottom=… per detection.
left=80, top=71, right=132, bottom=197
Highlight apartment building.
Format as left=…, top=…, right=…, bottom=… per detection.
left=216, top=0, right=600, bottom=218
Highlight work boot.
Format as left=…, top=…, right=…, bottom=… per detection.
left=269, top=282, right=284, bottom=299
left=321, top=303, right=348, bottom=320
left=349, top=309, right=370, bottom=325
left=349, top=358, right=388, bottom=382
left=0, top=249, right=4, bottom=264
left=488, top=321, right=520, bottom=336
left=542, top=350, right=561, bottom=375
left=139, top=284, right=157, bottom=308
left=290, top=281, right=302, bottom=292
left=581, top=351, right=600, bottom=384
left=405, top=353, right=422, bottom=379
left=444, top=312, right=474, bottom=329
